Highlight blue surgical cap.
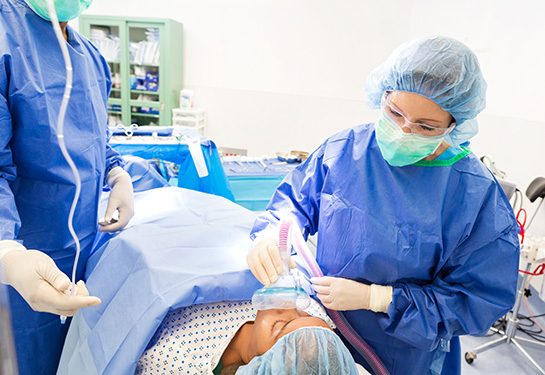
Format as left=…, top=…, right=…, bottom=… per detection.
left=365, top=36, right=487, bottom=146
left=236, top=327, right=359, bottom=375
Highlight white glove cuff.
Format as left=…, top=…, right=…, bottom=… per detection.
left=0, top=240, right=26, bottom=284
left=369, top=284, right=393, bottom=313
left=106, top=166, right=129, bottom=187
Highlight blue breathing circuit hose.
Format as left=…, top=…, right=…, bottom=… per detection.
left=292, top=229, right=392, bottom=375
left=46, top=0, right=82, bottom=324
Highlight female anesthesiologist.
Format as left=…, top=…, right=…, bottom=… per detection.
left=246, top=36, right=520, bottom=375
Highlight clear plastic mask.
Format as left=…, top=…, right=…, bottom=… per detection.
left=252, top=272, right=310, bottom=310
left=252, top=220, right=311, bottom=311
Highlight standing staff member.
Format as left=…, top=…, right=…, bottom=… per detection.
left=0, top=0, right=134, bottom=373
left=246, top=36, right=520, bottom=375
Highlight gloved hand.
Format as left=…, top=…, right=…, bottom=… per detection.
left=311, top=276, right=371, bottom=311
left=99, top=167, right=134, bottom=232
left=247, top=232, right=297, bottom=287
left=0, top=241, right=101, bottom=316
left=311, top=276, right=393, bottom=312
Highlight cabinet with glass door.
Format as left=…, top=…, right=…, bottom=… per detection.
left=79, top=15, right=183, bottom=127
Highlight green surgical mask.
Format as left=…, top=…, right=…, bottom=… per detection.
left=24, top=0, right=92, bottom=22
left=375, top=111, right=444, bottom=167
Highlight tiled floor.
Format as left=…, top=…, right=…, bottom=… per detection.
left=461, top=288, right=545, bottom=375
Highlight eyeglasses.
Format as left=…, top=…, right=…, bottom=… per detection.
left=381, top=91, right=455, bottom=137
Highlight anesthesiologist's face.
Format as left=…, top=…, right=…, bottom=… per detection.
left=247, top=308, right=332, bottom=358
left=387, top=91, right=454, bottom=133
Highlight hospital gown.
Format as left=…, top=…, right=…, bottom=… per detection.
left=252, top=123, right=520, bottom=375
left=0, top=0, right=123, bottom=373
left=135, top=299, right=334, bottom=375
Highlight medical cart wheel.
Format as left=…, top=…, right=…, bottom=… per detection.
left=465, top=352, right=476, bottom=364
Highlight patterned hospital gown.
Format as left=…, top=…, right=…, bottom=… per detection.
left=135, top=299, right=334, bottom=375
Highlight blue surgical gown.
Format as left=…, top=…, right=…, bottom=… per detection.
left=252, top=123, right=520, bottom=375
left=0, top=1, right=123, bottom=374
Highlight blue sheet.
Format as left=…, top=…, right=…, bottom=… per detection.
left=110, top=128, right=234, bottom=201
left=223, top=159, right=300, bottom=211
left=57, top=187, right=261, bottom=375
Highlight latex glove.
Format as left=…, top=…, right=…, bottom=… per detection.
left=311, top=276, right=371, bottom=311
left=0, top=241, right=101, bottom=316
left=246, top=233, right=297, bottom=287
left=311, top=276, right=393, bottom=312
left=99, top=167, right=134, bottom=232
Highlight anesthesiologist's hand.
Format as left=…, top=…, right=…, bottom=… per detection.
left=311, top=276, right=371, bottom=311
left=99, top=167, right=134, bottom=232
left=2, top=248, right=101, bottom=316
left=247, top=237, right=297, bottom=287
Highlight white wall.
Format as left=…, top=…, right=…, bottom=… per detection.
left=77, top=0, right=413, bottom=155
left=409, top=0, right=545, bottom=226
left=409, top=0, right=545, bottom=292
left=78, top=0, right=545, bottom=220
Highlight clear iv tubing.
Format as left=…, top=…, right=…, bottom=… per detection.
left=291, top=229, right=391, bottom=375
left=46, top=0, right=81, bottom=324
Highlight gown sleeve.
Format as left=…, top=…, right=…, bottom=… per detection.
left=0, top=54, right=21, bottom=240
left=381, top=183, right=520, bottom=351
left=100, top=56, right=124, bottom=180
left=251, top=143, right=327, bottom=240
left=104, top=127, right=124, bottom=177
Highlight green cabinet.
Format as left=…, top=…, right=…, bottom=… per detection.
left=79, top=15, right=183, bottom=126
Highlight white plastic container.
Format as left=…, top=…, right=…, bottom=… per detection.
left=179, top=89, right=194, bottom=109
left=172, top=108, right=206, bottom=136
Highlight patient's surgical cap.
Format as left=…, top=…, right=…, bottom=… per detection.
left=236, top=327, right=359, bottom=375
left=365, top=36, right=487, bottom=146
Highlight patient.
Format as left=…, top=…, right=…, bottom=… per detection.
left=58, top=186, right=365, bottom=375
left=136, top=298, right=359, bottom=374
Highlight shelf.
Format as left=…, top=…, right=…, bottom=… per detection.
left=131, top=90, right=159, bottom=95
left=130, top=100, right=160, bottom=108
left=108, top=110, right=122, bottom=114
left=106, top=61, right=121, bottom=64
left=111, top=88, right=121, bottom=92
left=130, top=63, right=159, bottom=68
left=131, top=112, right=160, bottom=118
left=108, top=98, right=122, bottom=105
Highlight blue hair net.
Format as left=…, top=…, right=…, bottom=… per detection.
left=365, top=36, right=487, bottom=146
left=236, top=327, right=359, bottom=375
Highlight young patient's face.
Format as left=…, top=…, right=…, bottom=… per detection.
left=248, top=308, right=332, bottom=357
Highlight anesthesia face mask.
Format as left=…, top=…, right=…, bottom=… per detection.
left=251, top=220, right=311, bottom=311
